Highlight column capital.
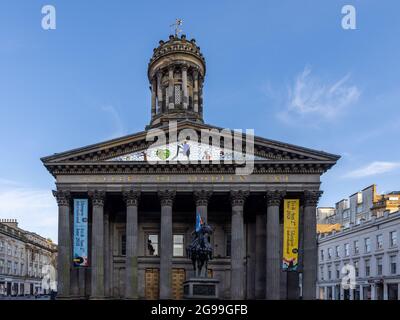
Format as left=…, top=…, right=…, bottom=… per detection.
left=303, top=190, right=323, bottom=207
left=230, top=190, right=249, bottom=207
left=89, top=190, right=106, bottom=207
left=52, top=190, right=70, bottom=206
left=265, top=190, right=286, bottom=207
left=123, top=190, right=141, bottom=207
left=158, top=190, right=176, bottom=206
left=194, top=189, right=212, bottom=206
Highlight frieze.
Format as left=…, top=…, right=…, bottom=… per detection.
left=55, top=173, right=319, bottom=185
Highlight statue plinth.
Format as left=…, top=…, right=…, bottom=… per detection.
left=183, top=277, right=219, bottom=300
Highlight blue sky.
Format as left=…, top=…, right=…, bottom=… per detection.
left=0, top=0, right=399, bottom=241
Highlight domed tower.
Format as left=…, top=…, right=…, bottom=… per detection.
left=147, top=34, right=206, bottom=128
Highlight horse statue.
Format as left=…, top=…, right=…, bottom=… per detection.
left=186, top=221, right=213, bottom=278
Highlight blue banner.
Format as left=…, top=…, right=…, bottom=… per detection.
left=73, top=199, right=88, bottom=267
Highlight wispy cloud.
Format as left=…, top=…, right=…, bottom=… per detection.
left=0, top=180, right=58, bottom=242
left=344, top=161, right=400, bottom=178
left=101, top=105, right=125, bottom=139
left=278, top=67, right=360, bottom=124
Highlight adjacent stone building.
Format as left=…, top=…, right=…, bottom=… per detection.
left=317, top=185, right=400, bottom=300
left=42, top=33, right=339, bottom=299
left=0, top=219, right=57, bottom=296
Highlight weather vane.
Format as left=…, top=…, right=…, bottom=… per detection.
left=170, top=18, right=183, bottom=37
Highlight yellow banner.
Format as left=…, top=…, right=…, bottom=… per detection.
left=282, top=199, right=299, bottom=271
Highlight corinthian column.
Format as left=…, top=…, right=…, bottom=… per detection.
left=303, top=190, right=322, bottom=300
left=89, top=190, right=105, bottom=299
left=194, top=189, right=212, bottom=222
left=193, top=69, right=199, bottom=112
left=168, top=66, right=174, bottom=109
left=53, top=190, right=71, bottom=299
left=230, top=190, right=249, bottom=299
left=157, top=71, right=163, bottom=113
left=123, top=190, right=140, bottom=299
left=182, top=65, right=189, bottom=109
left=158, top=189, right=176, bottom=299
left=151, top=77, right=156, bottom=117
left=266, top=190, right=286, bottom=300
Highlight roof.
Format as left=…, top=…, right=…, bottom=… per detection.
left=317, top=224, right=342, bottom=234
left=41, top=120, right=340, bottom=177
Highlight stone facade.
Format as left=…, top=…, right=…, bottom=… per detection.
left=42, top=34, right=339, bottom=300
left=0, top=219, right=57, bottom=296
left=317, top=185, right=400, bottom=300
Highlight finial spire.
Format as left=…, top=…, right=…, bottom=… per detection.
left=170, top=18, right=183, bottom=37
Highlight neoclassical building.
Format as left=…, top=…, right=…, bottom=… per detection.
left=0, top=219, right=57, bottom=296
left=42, top=33, right=339, bottom=300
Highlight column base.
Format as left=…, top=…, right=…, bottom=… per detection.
left=56, top=295, right=74, bottom=300
left=89, top=296, right=106, bottom=300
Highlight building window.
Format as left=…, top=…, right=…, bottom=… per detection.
left=328, top=248, right=333, bottom=259
left=364, top=238, right=371, bottom=253
left=335, top=245, right=340, bottom=258
left=336, top=265, right=340, bottom=279
left=320, top=249, right=325, bottom=261
left=20, top=263, right=24, bottom=276
left=376, top=234, right=383, bottom=250
left=365, top=259, right=370, bottom=277
left=354, top=261, right=359, bottom=277
left=7, top=261, right=11, bottom=274
left=327, top=265, right=332, bottom=279
left=390, top=231, right=397, bottom=247
left=174, top=85, right=182, bottom=104
left=146, top=234, right=159, bottom=256
left=344, top=243, right=350, bottom=257
left=121, top=234, right=126, bottom=256
left=390, top=255, right=397, bottom=274
left=0, top=240, right=4, bottom=253
left=173, top=234, right=185, bottom=257
left=354, top=240, right=359, bottom=254
left=376, top=257, right=383, bottom=275
left=0, top=259, right=4, bottom=273
left=320, top=266, right=324, bottom=281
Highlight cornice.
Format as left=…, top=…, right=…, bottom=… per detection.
left=44, top=161, right=333, bottom=178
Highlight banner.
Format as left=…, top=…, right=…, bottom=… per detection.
left=73, top=199, right=89, bottom=267
left=282, top=199, right=299, bottom=271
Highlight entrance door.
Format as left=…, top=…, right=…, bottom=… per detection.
left=172, top=268, right=186, bottom=300
left=145, top=268, right=159, bottom=300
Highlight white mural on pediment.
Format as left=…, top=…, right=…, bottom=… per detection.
left=107, top=141, right=268, bottom=162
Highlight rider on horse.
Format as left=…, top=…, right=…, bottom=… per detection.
left=186, top=213, right=213, bottom=277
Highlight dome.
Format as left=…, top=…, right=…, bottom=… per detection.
left=146, top=34, right=206, bottom=128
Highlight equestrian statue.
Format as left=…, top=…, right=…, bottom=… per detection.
left=186, top=213, right=213, bottom=278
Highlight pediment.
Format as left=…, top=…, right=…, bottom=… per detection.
left=107, top=140, right=268, bottom=162
left=41, top=120, right=340, bottom=167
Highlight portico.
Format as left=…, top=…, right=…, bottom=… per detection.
left=50, top=170, right=327, bottom=299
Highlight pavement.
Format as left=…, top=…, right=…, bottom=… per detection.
left=0, top=295, right=51, bottom=300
